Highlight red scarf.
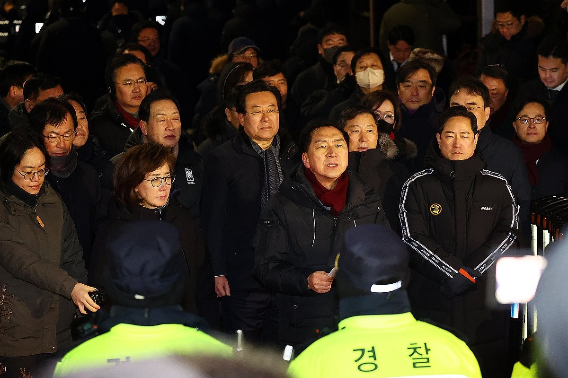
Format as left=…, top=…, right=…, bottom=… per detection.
left=114, top=99, right=140, bottom=130
left=304, top=168, right=349, bottom=215
left=513, top=134, right=552, bottom=186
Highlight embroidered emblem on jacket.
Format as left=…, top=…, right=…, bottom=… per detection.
left=429, top=203, right=442, bottom=215
left=185, top=168, right=195, bottom=184
left=481, top=206, right=493, bottom=211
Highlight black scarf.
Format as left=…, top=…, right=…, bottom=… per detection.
left=49, top=149, right=78, bottom=178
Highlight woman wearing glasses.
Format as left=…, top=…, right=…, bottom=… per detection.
left=338, top=105, right=409, bottom=234
left=361, top=90, right=419, bottom=172
left=0, top=131, right=98, bottom=378
left=91, top=143, right=218, bottom=327
left=512, top=98, right=568, bottom=199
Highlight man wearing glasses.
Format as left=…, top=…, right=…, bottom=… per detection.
left=90, top=54, right=148, bottom=157
left=449, top=77, right=530, bottom=240
left=101, top=89, right=203, bottom=219
left=201, top=80, right=299, bottom=343
left=476, top=1, right=542, bottom=85
left=28, top=97, right=102, bottom=269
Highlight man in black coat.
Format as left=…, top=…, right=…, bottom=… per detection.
left=396, top=60, right=443, bottom=172
left=291, top=24, right=348, bottom=108
left=201, top=81, right=299, bottom=342
left=0, top=61, right=37, bottom=137
left=89, top=54, right=148, bottom=158
left=516, top=37, right=568, bottom=157
left=449, top=77, right=531, bottom=240
left=101, top=89, right=202, bottom=219
left=400, top=106, right=518, bottom=376
left=255, top=119, right=389, bottom=351
left=28, top=98, right=102, bottom=269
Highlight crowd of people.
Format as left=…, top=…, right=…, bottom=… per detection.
left=1, top=0, right=568, bottom=377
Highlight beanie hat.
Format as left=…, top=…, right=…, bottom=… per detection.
left=337, top=224, right=409, bottom=298
left=103, top=220, right=186, bottom=308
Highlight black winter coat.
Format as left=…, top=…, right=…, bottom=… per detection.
left=348, top=140, right=410, bottom=235
left=476, top=126, right=531, bottom=239
left=89, top=95, right=134, bottom=158
left=400, top=150, right=517, bottom=357
left=47, top=155, right=104, bottom=269
left=255, top=167, right=389, bottom=347
left=201, top=129, right=299, bottom=290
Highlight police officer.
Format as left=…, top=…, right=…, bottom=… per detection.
left=288, top=224, right=481, bottom=378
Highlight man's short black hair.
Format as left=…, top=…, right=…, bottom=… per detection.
left=318, top=23, right=347, bottom=45
left=494, top=0, right=525, bottom=20
left=23, top=74, right=62, bottom=102
left=235, top=80, right=281, bottom=114
left=131, top=20, right=160, bottom=42
left=350, top=47, right=384, bottom=75
left=117, top=43, right=153, bottom=65
left=480, top=65, right=511, bottom=89
left=138, top=89, right=180, bottom=123
left=105, top=54, right=146, bottom=96
left=449, top=76, right=491, bottom=109
left=538, top=37, right=568, bottom=65
left=29, top=98, right=78, bottom=137
left=332, top=45, right=356, bottom=65
left=387, top=25, right=415, bottom=47
left=437, top=106, right=478, bottom=134
left=253, top=60, right=285, bottom=80
left=59, top=92, right=87, bottom=115
left=396, top=60, right=437, bottom=87
left=0, top=61, right=37, bottom=98
left=512, top=97, right=550, bottom=121
left=337, top=105, right=377, bottom=130
left=299, top=118, right=349, bottom=154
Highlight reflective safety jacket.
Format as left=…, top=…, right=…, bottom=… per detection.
left=288, top=313, right=481, bottom=378
left=54, top=323, right=233, bottom=376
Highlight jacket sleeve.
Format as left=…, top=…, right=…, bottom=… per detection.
left=509, top=148, right=532, bottom=241
left=463, top=177, right=518, bottom=275
left=254, top=199, right=313, bottom=296
left=201, top=152, right=229, bottom=276
left=399, top=174, right=463, bottom=283
left=0, top=209, right=79, bottom=299
left=60, top=203, right=88, bottom=288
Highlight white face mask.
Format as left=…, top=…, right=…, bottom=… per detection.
left=355, top=68, right=385, bottom=89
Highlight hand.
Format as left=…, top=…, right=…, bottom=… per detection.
left=215, top=276, right=231, bottom=297
left=71, top=283, right=100, bottom=314
left=442, top=270, right=476, bottom=298
left=308, top=271, right=334, bottom=294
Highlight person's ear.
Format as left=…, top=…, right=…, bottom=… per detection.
left=436, top=133, right=441, bottom=146
left=237, top=112, right=245, bottom=127
left=301, top=152, right=310, bottom=169
left=484, top=106, right=491, bottom=123
left=24, top=99, right=33, bottom=113
left=139, top=120, right=148, bottom=135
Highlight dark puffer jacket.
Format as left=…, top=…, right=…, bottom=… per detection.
left=0, top=181, right=87, bottom=357
left=399, top=148, right=517, bottom=373
left=89, top=95, right=134, bottom=158
left=255, top=167, right=389, bottom=347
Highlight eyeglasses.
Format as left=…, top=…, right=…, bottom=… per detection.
left=115, top=78, right=147, bottom=88
left=15, top=168, right=49, bottom=181
left=373, top=110, right=396, bottom=124
left=43, top=131, right=75, bottom=144
left=143, top=176, right=175, bottom=188
left=246, top=109, right=279, bottom=117
left=516, top=116, right=546, bottom=125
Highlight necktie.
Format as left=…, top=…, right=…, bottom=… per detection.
left=548, top=89, right=559, bottom=101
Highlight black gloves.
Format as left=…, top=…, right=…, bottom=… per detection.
left=442, top=267, right=478, bottom=298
